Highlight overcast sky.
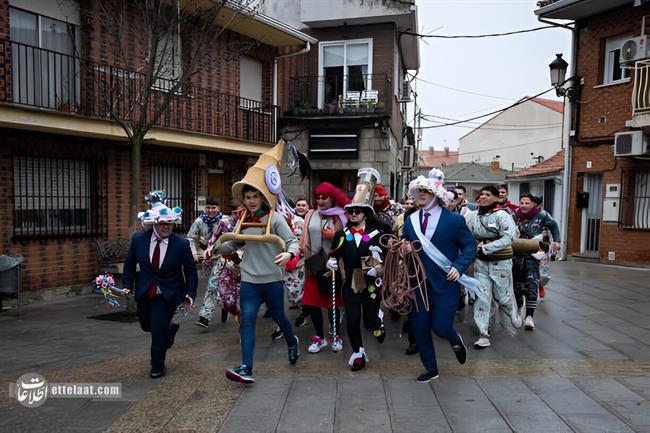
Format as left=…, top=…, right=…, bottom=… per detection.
left=413, top=0, right=572, bottom=151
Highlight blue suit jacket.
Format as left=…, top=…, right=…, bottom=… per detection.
left=123, top=230, right=198, bottom=305
left=403, top=208, right=476, bottom=303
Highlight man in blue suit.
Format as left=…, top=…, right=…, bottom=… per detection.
left=402, top=172, right=476, bottom=383
left=123, top=196, right=198, bottom=378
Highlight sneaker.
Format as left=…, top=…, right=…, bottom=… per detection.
left=331, top=336, right=343, bottom=352
left=149, top=367, right=167, bottom=379
left=226, top=365, right=255, bottom=384
left=308, top=336, right=328, bottom=353
left=452, top=334, right=467, bottom=364
left=271, top=327, right=283, bottom=341
left=348, top=348, right=367, bottom=371
left=509, top=308, right=523, bottom=329
left=294, top=315, right=307, bottom=328
left=288, top=336, right=300, bottom=365
left=195, top=316, right=209, bottom=328
left=473, top=335, right=491, bottom=349
left=524, top=316, right=535, bottom=331
left=416, top=369, right=439, bottom=383
left=405, top=343, right=419, bottom=355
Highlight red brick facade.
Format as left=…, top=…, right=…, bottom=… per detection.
left=567, top=4, right=650, bottom=265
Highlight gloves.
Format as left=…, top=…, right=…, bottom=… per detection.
left=285, top=255, right=299, bottom=271
left=366, top=267, right=378, bottom=277
left=368, top=245, right=383, bottom=263
left=326, top=258, right=338, bottom=270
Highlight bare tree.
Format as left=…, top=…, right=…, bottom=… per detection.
left=66, top=0, right=263, bottom=233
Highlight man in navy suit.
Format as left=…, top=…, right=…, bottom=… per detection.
left=123, top=198, right=198, bottom=378
left=402, top=173, right=476, bottom=383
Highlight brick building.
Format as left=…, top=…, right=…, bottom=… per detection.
left=0, top=0, right=315, bottom=295
left=264, top=0, right=419, bottom=200
left=536, top=0, right=650, bottom=265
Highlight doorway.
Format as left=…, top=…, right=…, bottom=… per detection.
left=580, top=173, right=602, bottom=255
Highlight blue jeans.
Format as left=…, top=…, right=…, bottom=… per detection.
left=239, top=280, right=296, bottom=371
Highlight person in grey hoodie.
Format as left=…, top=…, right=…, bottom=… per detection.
left=219, top=184, right=300, bottom=384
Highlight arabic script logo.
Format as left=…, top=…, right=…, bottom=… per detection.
left=14, top=373, right=49, bottom=408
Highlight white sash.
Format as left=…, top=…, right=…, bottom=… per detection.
left=409, top=212, right=480, bottom=299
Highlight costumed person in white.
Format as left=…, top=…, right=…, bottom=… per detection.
left=401, top=170, right=478, bottom=383
left=466, top=185, right=522, bottom=349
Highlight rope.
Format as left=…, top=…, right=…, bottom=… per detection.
left=379, top=234, right=429, bottom=315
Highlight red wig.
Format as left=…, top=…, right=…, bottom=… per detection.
left=313, top=182, right=350, bottom=208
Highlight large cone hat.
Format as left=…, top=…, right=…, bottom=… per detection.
left=232, top=139, right=286, bottom=209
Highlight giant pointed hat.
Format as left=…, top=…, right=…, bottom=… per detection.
left=232, top=140, right=286, bottom=209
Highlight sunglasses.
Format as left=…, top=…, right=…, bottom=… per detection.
left=348, top=208, right=364, bottom=215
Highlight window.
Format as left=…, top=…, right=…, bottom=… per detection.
left=9, top=7, right=79, bottom=109
left=620, top=169, right=650, bottom=229
left=319, top=39, right=372, bottom=107
left=239, top=56, right=263, bottom=110
left=150, top=164, right=198, bottom=232
left=604, top=33, right=632, bottom=84
left=153, top=31, right=182, bottom=91
left=12, top=155, right=107, bottom=239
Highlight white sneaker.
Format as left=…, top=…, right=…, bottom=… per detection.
left=473, top=335, right=491, bottom=349
left=524, top=316, right=535, bottom=331
left=509, top=308, right=522, bottom=328
left=307, top=336, right=328, bottom=353
left=331, top=336, right=343, bottom=352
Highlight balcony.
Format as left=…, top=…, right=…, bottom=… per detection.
left=631, top=59, right=650, bottom=128
left=285, top=73, right=390, bottom=118
left=0, top=40, right=278, bottom=144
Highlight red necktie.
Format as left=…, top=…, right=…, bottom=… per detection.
left=421, top=212, right=430, bottom=234
left=147, top=239, right=161, bottom=298
left=350, top=227, right=365, bottom=235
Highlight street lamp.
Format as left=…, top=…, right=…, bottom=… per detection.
left=549, top=53, right=581, bottom=102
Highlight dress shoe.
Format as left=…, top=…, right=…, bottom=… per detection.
left=416, top=369, right=439, bottom=383
left=453, top=333, right=468, bottom=363
left=168, top=323, right=180, bottom=349
left=150, top=367, right=167, bottom=379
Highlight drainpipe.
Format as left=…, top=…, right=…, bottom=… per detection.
left=538, top=16, right=576, bottom=260
left=273, top=42, right=312, bottom=142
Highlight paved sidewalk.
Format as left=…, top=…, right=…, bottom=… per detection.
left=0, top=261, right=649, bottom=432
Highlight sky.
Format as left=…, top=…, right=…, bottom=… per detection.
left=413, top=0, right=572, bottom=151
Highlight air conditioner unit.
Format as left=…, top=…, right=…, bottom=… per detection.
left=399, top=81, right=411, bottom=102
left=614, top=131, right=648, bottom=156
left=620, top=36, right=650, bottom=65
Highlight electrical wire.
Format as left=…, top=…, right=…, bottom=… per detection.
left=451, top=136, right=562, bottom=157
left=408, top=74, right=516, bottom=101
left=421, top=113, right=562, bottom=129
left=401, top=26, right=557, bottom=39
left=418, top=88, right=555, bottom=129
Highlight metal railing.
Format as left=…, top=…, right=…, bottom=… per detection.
left=1, top=39, right=278, bottom=143
left=632, top=59, right=650, bottom=116
left=286, top=73, right=390, bottom=117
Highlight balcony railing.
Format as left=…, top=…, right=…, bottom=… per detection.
left=1, top=40, right=278, bottom=143
left=633, top=59, right=650, bottom=116
left=286, top=73, right=390, bottom=117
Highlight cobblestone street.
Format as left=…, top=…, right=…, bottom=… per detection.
left=1, top=261, right=649, bottom=432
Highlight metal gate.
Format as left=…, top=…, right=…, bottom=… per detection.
left=581, top=173, right=602, bottom=254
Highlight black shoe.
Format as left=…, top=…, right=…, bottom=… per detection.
left=168, top=323, right=180, bottom=349
left=416, top=369, right=439, bottom=383
left=405, top=343, right=419, bottom=355
left=195, top=316, right=209, bottom=328
left=271, top=327, right=284, bottom=341
left=263, top=309, right=272, bottom=318
left=452, top=334, right=467, bottom=365
left=294, top=315, right=307, bottom=328
left=288, top=336, right=300, bottom=365
left=150, top=367, right=167, bottom=379
left=221, top=309, right=228, bottom=323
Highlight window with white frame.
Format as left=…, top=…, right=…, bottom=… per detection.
left=9, top=7, right=79, bottom=109
left=239, top=56, right=263, bottom=110
left=603, top=33, right=632, bottom=84
left=319, top=40, right=372, bottom=107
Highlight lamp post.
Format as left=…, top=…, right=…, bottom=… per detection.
left=549, top=53, right=581, bottom=102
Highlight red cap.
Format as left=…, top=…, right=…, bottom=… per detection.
left=375, top=184, right=388, bottom=197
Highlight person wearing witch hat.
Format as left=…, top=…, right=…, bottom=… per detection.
left=216, top=141, right=301, bottom=384
left=123, top=191, right=198, bottom=379
left=402, top=170, right=477, bottom=383
left=328, top=168, right=388, bottom=371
